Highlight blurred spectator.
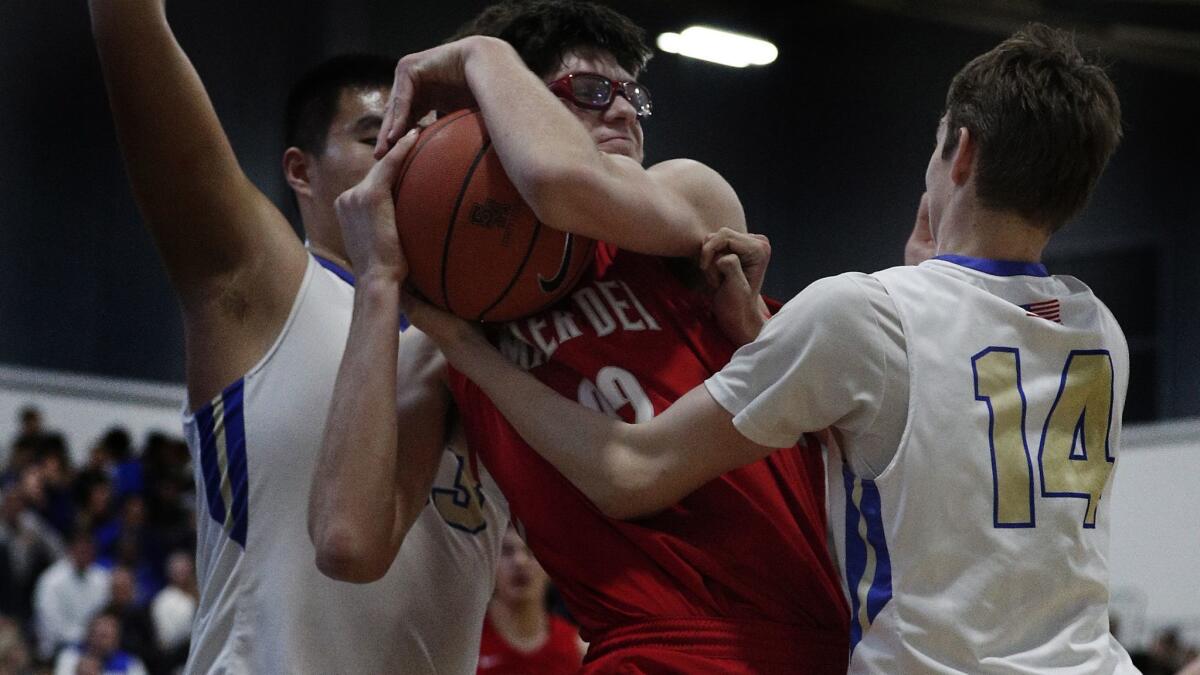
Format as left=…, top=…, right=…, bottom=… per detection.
left=1181, top=652, right=1200, bottom=675
left=477, top=527, right=583, bottom=674
left=139, top=439, right=193, bottom=570
left=102, top=568, right=158, bottom=673
left=0, top=473, right=64, bottom=625
left=32, top=532, right=110, bottom=661
left=53, top=611, right=147, bottom=675
left=18, top=408, right=42, bottom=438
left=73, top=473, right=114, bottom=541
left=34, top=435, right=75, bottom=537
left=1, top=436, right=41, bottom=488
left=0, top=615, right=33, bottom=675
left=97, top=430, right=141, bottom=502
left=1131, top=627, right=1200, bottom=675
left=150, top=552, right=194, bottom=673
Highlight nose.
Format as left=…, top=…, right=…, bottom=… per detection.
left=603, top=91, right=639, bottom=127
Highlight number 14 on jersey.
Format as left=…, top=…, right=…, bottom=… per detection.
left=971, top=348, right=1116, bottom=530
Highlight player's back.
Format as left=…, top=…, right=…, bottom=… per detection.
left=183, top=255, right=508, bottom=674
left=836, top=258, right=1136, bottom=673
left=450, top=246, right=849, bottom=672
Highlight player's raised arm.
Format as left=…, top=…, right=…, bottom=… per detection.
left=378, top=36, right=745, bottom=257
left=89, top=0, right=306, bottom=403
left=307, top=133, right=447, bottom=582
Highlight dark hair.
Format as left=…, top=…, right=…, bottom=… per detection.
left=941, top=23, right=1122, bottom=230
left=36, top=432, right=69, bottom=464
left=450, top=0, right=653, bottom=78
left=101, top=427, right=133, bottom=462
left=19, top=406, right=40, bottom=424
left=285, top=54, right=395, bottom=156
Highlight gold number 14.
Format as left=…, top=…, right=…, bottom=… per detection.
left=971, top=348, right=1116, bottom=529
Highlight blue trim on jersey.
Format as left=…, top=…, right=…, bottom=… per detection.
left=843, top=465, right=893, bottom=655
left=313, top=253, right=355, bottom=286
left=312, top=253, right=411, bottom=331
left=195, top=399, right=226, bottom=530
left=223, top=379, right=250, bottom=547
left=194, top=379, right=249, bottom=548
left=933, top=254, right=1049, bottom=278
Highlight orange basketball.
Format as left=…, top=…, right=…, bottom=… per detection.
left=393, top=109, right=595, bottom=322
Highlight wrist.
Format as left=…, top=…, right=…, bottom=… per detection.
left=356, top=268, right=404, bottom=303
left=732, top=307, right=767, bottom=346
left=354, top=258, right=405, bottom=284
left=462, top=36, right=521, bottom=79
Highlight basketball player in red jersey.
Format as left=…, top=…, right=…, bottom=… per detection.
left=478, top=527, right=584, bottom=674
left=319, top=1, right=849, bottom=671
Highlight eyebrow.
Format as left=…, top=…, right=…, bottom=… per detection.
left=351, top=115, right=384, bottom=133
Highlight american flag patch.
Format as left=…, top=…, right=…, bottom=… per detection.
left=1020, top=299, right=1061, bottom=323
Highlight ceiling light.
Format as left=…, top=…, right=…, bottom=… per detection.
left=656, top=26, right=778, bottom=68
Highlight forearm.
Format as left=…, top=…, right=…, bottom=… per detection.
left=308, top=275, right=407, bottom=581
left=460, top=39, right=723, bottom=256
left=725, top=297, right=770, bottom=346
left=440, top=334, right=654, bottom=515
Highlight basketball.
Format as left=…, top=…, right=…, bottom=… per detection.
left=392, top=109, right=595, bottom=322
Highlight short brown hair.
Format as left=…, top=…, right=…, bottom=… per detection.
left=449, top=0, right=653, bottom=78
left=942, top=23, right=1122, bottom=230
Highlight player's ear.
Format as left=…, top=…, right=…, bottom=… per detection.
left=949, top=127, right=975, bottom=186
left=283, top=147, right=314, bottom=198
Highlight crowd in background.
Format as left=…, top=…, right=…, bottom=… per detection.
left=0, top=407, right=196, bottom=674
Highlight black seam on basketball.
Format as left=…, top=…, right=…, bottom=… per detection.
left=442, top=133, right=492, bottom=315
left=477, top=220, right=543, bottom=322
left=557, top=237, right=595, bottom=300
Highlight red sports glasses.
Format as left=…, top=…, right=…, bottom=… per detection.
left=547, top=72, right=652, bottom=118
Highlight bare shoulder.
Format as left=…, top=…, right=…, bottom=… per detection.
left=181, top=218, right=309, bottom=409
left=646, top=159, right=746, bottom=234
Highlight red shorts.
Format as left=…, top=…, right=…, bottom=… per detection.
left=581, top=617, right=848, bottom=674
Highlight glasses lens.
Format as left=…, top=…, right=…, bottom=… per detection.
left=570, top=74, right=612, bottom=107
left=627, top=83, right=652, bottom=117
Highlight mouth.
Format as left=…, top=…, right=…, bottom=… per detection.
left=597, top=136, right=636, bottom=157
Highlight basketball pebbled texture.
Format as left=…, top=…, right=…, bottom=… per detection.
left=393, top=109, right=595, bottom=322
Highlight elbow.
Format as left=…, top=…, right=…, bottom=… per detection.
left=594, top=494, right=657, bottom=521
left=311, top=525, right=391, bottom=584
left=589, top=463, right=670, bottom=521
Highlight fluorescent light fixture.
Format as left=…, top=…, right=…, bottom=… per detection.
left=657, top=26, right=778, bottom=68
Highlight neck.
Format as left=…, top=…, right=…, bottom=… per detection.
left=936, top=204, right=1049, bottom=263
left=489, top=598, right=548, bottom=651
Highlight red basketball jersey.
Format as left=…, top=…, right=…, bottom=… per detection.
left=477, top=613, right=582, bottom=675
left=449, top=245, right=849, bottom=672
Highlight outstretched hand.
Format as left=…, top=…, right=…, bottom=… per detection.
left=375, top=38, right=482, bottom=158
left=904, top=192, right=936, bottom=265
left=335, top=128, right=421, bottom=284
left=699, top=228, right=772, bottom=346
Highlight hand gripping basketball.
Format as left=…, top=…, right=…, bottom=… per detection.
left=391, top=109, right=595, bottom=322
left=334, top=128, right=421, bottom=284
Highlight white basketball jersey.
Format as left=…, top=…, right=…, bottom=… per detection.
left=182, top=255, right=508, bottom=674
left=831, top=258, right=1136, bottom=674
